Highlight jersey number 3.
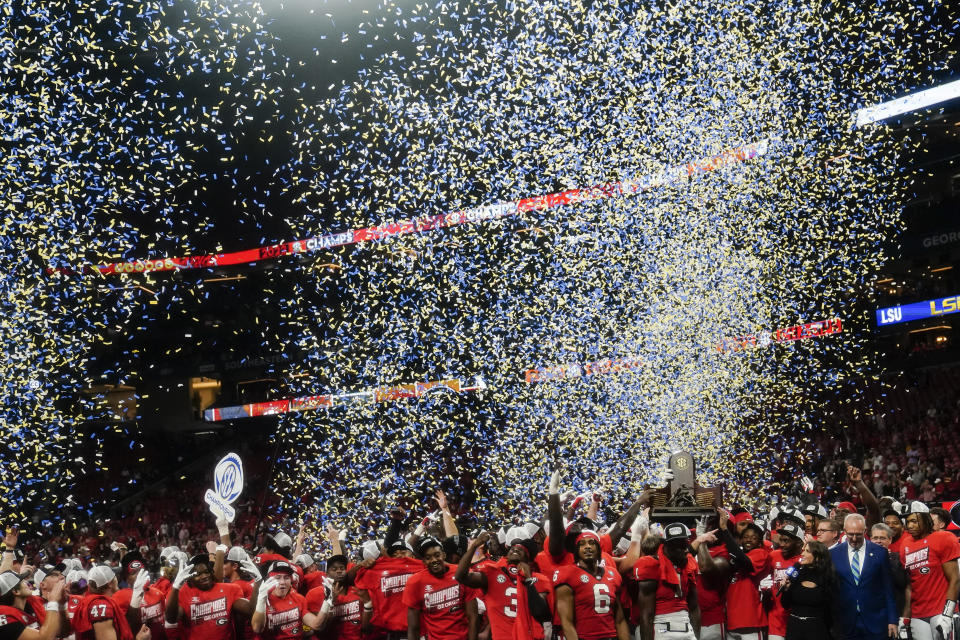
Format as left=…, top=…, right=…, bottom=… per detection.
left=593, top=584, right=611, bottom=614
left=503, top=587, right=518, bottom=618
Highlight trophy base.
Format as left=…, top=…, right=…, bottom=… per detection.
left=650, top=507, right=717, bottom=526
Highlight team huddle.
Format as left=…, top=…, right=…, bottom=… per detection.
left=1, top=466, right=958, bottom=640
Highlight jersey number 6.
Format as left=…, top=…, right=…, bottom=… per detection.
left=592, top=584, right=611, bottom=614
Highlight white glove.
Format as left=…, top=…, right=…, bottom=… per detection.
left=240, top=558, right=262, bottom=583
left=548, top=470, right=560, bottom=496
left=414, top=513, right=436, bottom=537
left=172, top=562, right=195, bottom=590
left=338, top=528, right=347, bottom=542
left=256, top=577, right=279, bottom=613
left=656, top=469, right=675, bottom=487
left=215, top=516, right=230, bottom=537
left=695, top=517, right=708, bottom=537
left=130, top=569, right=151, bottom=608
left=932, top=614, right=952, bottom=640
left=800, top=477, right=815, bottom=493
left=759, top=576, right=774, bottom=591
left=630, top=513, right=647, bottom=544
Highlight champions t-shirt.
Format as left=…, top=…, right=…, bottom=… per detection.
left=139, top=586, right=169, bottom=640
left=632, top=553, right=698, bottom=616
left=477, top=561, right=552, bottom=640
left=258, top=591, right=307, bottom=640
left=552, top=563, right=622, bottom=640
left=306, top=588, right=363, bottom=640
left=178, top=582, right=245, bottom=640
left=901, top=531, right=960, bottom=617
left=402, top=564, right=477, bottom=640
left=354, top=557, right=424, bottom=632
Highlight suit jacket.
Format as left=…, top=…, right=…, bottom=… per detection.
left=830, top=540, right=897, bottom=637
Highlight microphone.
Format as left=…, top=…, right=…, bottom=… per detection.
left=778, top=564, right=800, bottom=595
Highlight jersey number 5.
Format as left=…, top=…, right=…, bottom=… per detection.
left=592, top=584, right=611, bottom=614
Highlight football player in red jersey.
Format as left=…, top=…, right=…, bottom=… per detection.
left=123, top=569, right=168, bottom=640
left=764, top=522, right=803, bottom=640
left=0, top=570, right=66, bottom=640
left=690, top=519, right=730, bottom=640
left=454, top=530, right=553, bottom=640
left=251, top=562, right=317, bottom=640
left=355, top=539, right=423, bottom=640
left=634, top=523, right=699, bottom=640
left=72, top=566, right=150, bottom=640
left=402, top=537, right=479, bottom=640
left=718, top=510, right=770, bottom=640
left=900, top=502, right=960, bottom=640
left=164, top=554, right=258, bottom=640
left=64, top=570, right=88, bottom=639
left=553, top=529, right=628, bottom=640
left=113, top=554, right=148, bottom=621
left=306, top=556, right=364, bottom=640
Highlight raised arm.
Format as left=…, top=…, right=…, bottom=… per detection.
left=548, top=470, right=565, bottom=559
left=0, top=526, right=18, bottom=573
left=164, top=560, right=195, bottom=624
left=293, top=523, right=306, bottom=560
left=326, top=523, right=344, bottom=558
left=435, top=490, right=458, bottom=537
left=607, top=491, right=652, bottom=548
left=454, top=534, right=489, bottom=589
left=847, top=466, right=880, bottom=526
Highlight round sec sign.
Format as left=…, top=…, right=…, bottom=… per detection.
left=214, top=453, right=244, bottom=504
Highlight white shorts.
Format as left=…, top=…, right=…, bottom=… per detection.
left=699, top=623, right=723, bottom=640
left=725, top=631, right=762, bottom=640
left=651, top=611, right=696, bottom=640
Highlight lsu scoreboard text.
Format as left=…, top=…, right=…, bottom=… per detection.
left=876, top=294, right=960, bottom=326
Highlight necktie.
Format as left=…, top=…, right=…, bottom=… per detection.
left=851, top=548, right=861, bottom=585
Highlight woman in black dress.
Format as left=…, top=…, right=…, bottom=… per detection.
left=781, top=540, right=836, bottom=640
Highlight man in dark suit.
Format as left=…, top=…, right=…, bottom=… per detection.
left=830, top=513, right=898, bottom=640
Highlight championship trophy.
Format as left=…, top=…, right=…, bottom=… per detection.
left=648, top=451, right=722, bottom=525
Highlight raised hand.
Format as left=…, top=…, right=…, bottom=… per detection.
left=846, top=465, right=862, bottom=484
left=3, top=526, right=17, bottom=550
left=434, top=490, right=449, bottom=512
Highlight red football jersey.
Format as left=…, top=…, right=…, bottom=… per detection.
left=354, top=556, right=424, bottom=632
left=724, top=547, right=770, bottom=631
left=73, top=594, right=134, bottom=640
left=258, top=591, right=307, bottom=640
left=178, top=582, right=245, bottom=640
left=767, top=550, right=800, bottom=636
left=306, top=589, right=363, bottom=640
left=67, top=594, right=84, bottom=624
left=632, top=553, right=698, bottom=616
left=552, top=563, right=622, bottom=640
left=696, top=545, right=729, bottom=627
left=901, top=531, right=960, bottom=618
left=477, top=561, right=553, bottom=640
left=402, top=565, right=477, bottom=640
